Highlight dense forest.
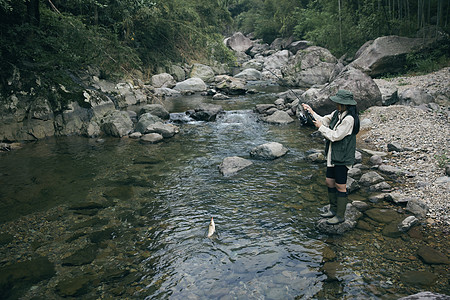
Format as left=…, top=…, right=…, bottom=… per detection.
left=0, top=0, right=449, bottom=84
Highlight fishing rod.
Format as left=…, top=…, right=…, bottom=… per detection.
left=262, top=67, right=315, bottom=125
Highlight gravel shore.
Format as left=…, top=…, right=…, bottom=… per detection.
left=359, top=68, right=449, bottom=229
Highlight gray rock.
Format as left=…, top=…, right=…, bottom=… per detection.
left=250, top=142, right=289, bottom=160
left=219, top=156, right=253, bottom=176
left=212, top=93, right=230, bottom=100
left=173, top=78, right=207, bottom=92
left=347, top=177, right=360, bottom=194
left=135, top=113, right=163, bottom=134
left=264, top=50, right=291, bottom=73
left=316, top=203, right=362, bottom=235
left=139, top=104, right=170, bottom=120
left=259, top=110, right=294, bottom=125
left=387, top=142, right=404, bottom=152
left=300, top=67, right=382, bottom=115
left=374, top=79, right=399, bottom=106
left=115, top=82, right=147, bottom=108
left=254, top=104, right=276, bottom=114
left=370, top=155, right=383, bottom=165
left=154, top=87, right=181, bottom=97
left=234, top=68, right=262, bottom=81
left=398, top=291, right=450, bottom=300
left=140, top=133, right=163, bottom=144
left=144, top=122, right=179, bottom=138
left=368, top=193, right=388, bottom=203
left=350, top=35, right=430, bottom=77
left=306, top=152, right=326, bottom=163
left=286, top=40, right=313, bottom=54
left=406, top=198, right=428, bottom=218
left=386, top=192, right=410, bottom=204
left=190, top=63, right=215, bottom=83
left=129, top=132, right=142, bottom=139
left=369, top=181, right=392, bottom=192
left=151, top=73, right=176, bottom=88
left=100, top=111, right=133, bottom=137
left=215, top=76, right=247, bottom=95
left=189, top=103, right=224, bottom=121
left=360, top=118, right=373, bottom=129
left=282, top=46, right=337, bottom=88
left=398, top=216, right=419, bottom=232
left=355, top=151, right=362, bottom=163
left=378, top=164, right=406, bottom=176
left=225, top=32, right=253, bottom=52
left=168, top=64, right=186, bottom=82
left=359, top=171, right=385, bottom=186
left=348, top=167, right=361, bottom=178
left=399, top=87, right=434, bottom=106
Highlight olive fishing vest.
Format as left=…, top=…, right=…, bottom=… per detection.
left=324, top=111, right=356, bottom=166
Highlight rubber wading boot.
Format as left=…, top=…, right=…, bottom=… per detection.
left=320, top=188, right=337, bottom=218
left=326, top=193, right=347, bottom=225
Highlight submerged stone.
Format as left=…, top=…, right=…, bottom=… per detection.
left=417, top=246, right=450, bottom=265
left=400, top=270, right=437, bottom=286
left=62, top=244, right=98, bottom=266
left=0, top=256, right=55, bottom=299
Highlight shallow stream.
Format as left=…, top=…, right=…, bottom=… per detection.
left=0, top=86, right=448, bottom=299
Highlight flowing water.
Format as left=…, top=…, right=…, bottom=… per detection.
left=0, top=86, right=448, bottom=299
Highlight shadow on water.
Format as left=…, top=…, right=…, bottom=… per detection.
left=0, top=88, right=449, bottom=299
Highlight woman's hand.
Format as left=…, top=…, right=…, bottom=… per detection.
left=313, top=119, right=322, bottom=128
left=301, top=103, right=312, bottom=114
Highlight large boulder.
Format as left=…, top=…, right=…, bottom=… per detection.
left=215, top=76, right=247, bottom=95
left=100, top=111, right=133, bottom=137
left=189, top=63, right=215, bottom=83
left=250, top=142, right=289, bottom=160
left=282, top=46, right=338, bottom=88
left=115, top=82, right=148, bottom=108
left=151, top=73, right=176, bottom=88
left=263, top=50, right=291, bottom=71
left=350, top=35, right=431, bottom=77
left=138, top=104, right=170, bottom=120
left=225, top=32, right=253, bottom=53
left=234, top=68, right=262, bottom=81
left=173, top=78, right=207, bottom=93
left=299, top=67, right=382, bottom=115
left=399, top=87, right=434, bottom=106
left=135, top=113, right=162, bottom=134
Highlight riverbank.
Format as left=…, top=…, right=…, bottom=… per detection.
left=358, top=69, right=449, bottom=230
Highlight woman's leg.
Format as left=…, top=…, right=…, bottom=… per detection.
left=327, top=166, right=348, bottom=225
left=322, top=169, right=338, bottom=217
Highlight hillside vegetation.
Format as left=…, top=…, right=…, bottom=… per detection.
left=0, top=0, right=449, bottom=93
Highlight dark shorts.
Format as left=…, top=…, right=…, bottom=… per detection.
left=326, top=165, right=348, bottom=184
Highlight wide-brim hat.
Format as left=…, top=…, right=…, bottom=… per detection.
left=330, top=89, right=357, bottom=106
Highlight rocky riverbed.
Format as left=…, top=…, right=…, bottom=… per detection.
left=359, top=69, right=450, bottom=230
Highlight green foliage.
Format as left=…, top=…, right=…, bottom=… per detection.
left=435, top=150, right=449, bottom=169
left=405, top=38, right=450, bottom=74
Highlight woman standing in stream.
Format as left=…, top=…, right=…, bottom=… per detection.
left=302, top=89, right=360, bottom=225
